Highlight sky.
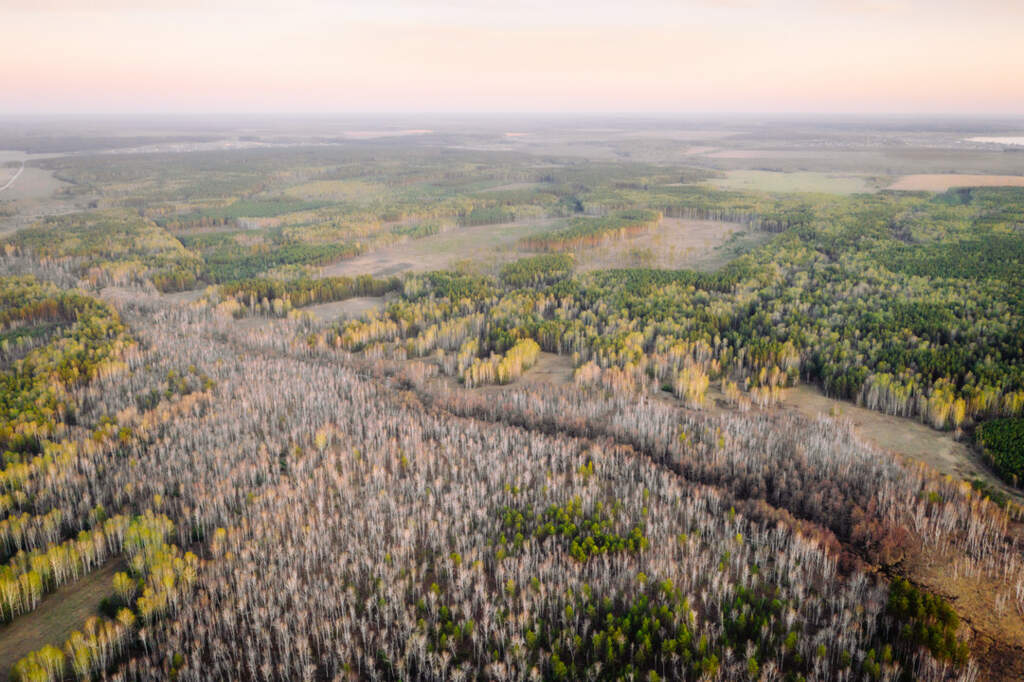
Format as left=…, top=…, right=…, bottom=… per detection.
left=2, top=0, right=1022, bottom=115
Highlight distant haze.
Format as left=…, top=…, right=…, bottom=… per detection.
left=2, top=0, right=1023, bottom=115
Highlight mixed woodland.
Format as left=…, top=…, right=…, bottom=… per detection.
left=1, top=143, right=1023, bottom=680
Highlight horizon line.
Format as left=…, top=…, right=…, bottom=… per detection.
left=3, top=111, right=1024, bottom=121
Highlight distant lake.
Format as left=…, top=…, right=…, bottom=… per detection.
left=967, top=136, right=1024, bottom=145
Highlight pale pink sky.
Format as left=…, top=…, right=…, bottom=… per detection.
left=2, top=0, right=1022, bottom=114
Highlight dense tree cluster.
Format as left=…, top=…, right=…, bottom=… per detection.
left=0, top=276, right=131, bottom=451
left=7, top=211, right=202, bottom=293
left=499, top=254, right=575, bottom=288
left=12, top=512, right=198, bottom=681
left=520, top=210, right=662, bottom=251
left=159, top=198, right=331, bottom=229
left=196, top=240, right=363, bottom=284
left=976, top=418, right=1024, bottom=487
left=887, top=578, right=970, bottom=665
left=214, top=274, right=401, bottom=318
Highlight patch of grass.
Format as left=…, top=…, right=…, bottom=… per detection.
left=499, top=253, right=574, bottom=288
left=706, top=170, right=873, bottom=195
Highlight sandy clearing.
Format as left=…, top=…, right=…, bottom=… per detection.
left=476, top=182, right=544, bottom=193
left=887, top=174, right=1024, bottom=191
left=620, top=130, right=740, bottom=141
left=320, top=216, right=758, bottom=280
left=681, top=146, right=718, bottom=155
left=310, top=214, right=765, bottom=324
left=102, top=287, right=207, bottom=307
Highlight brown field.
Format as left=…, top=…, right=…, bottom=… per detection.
left=476, top=182, right=543, bottom=193
left=510, top=352, right=574, bottom=387
left=620, top=129, right=740, bottom=141
left=701, top=148, right=1024, bottom=177
left=910, top=553, right=1024, bottom=681
left=0, top=164, right=19, bottom=190
left=887, top=174, right=1024, bottom=191
left=680, top=146, right=718, bottom=155
left=0, top=560, right=124, bottom=678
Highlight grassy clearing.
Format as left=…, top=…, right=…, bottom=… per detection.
left=677, top=379, right=1024, bottom=508
left=320, top=219, right=559, bottom=278
left=779, top=385, right=1023, bottom=504
left=887, top=174, right=1024, bottom=192
left=0, top=560, right=123, bottom=678
left=573, top=217, right=761, bottom=272
left=320, top=217, right=759, bottom=280
left=705, top=170, right=875, bottom=194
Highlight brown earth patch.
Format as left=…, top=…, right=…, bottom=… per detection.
left=907, top=553, right=1024, bottom=682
